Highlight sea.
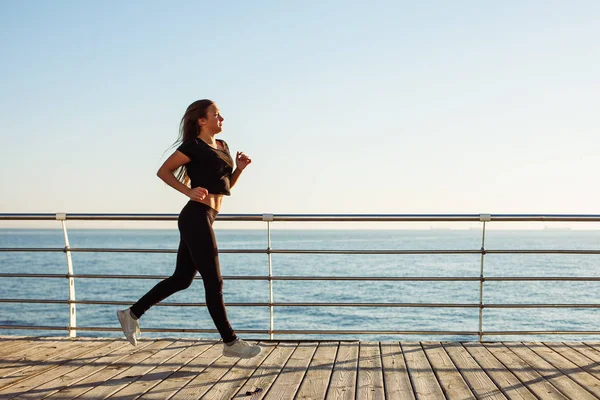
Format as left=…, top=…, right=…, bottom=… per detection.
left=1, top=228, right=599, bottom=342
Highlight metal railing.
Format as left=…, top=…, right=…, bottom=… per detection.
left=1, top=213, right=599, bottom=341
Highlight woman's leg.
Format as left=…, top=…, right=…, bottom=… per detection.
left=130, top=239, right=197, bottom=319
left=178, top=205, right=237, bottom=343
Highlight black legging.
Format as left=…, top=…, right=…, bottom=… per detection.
left=130, top=201, right=237, bottom=343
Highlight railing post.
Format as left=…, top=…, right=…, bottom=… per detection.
left=57, top=213, right=76, bottom=337
left=263, top=213, right=274, bottom=340
left=478, top=214, right=491, bottom=342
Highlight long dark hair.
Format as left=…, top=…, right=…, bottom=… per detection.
left=173, top=99, right=214, bottom=185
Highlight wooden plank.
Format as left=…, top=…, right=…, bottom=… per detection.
left=137, top=340, right=218, bottom=400
left=0, top=340, right=74, bottom=376
left=442, top=342, right=506, bottom=400
left=325, top=342, right=359, bottom=400
left=107, top=339, right=211, bottom=399
left=295, top=342, right=339, bottom=400
left=585, top=342, right=600, bottom=353
left=463, top=342, right=536, bottom=400
left=565, top=342, right=600, bottom=368
left=48, top=339, right=173, bottom=399
left=0, top=339, right=128, bottom=399
left=402, top=342, right=444, bottom=399
left=526, top=342, right=600, bottom=397
left=44, top=339, right=172, bottom=399
left=504, top=342, right=596, bottom=400
left=0, top=340, right=45, bottom=358
left=0, top=339, right=30, bottom=352
left=76, top=339, right=185, bottom=399
left=0, top=341, right=52, bottom=359
left=483, top=342, right=567, bottom=400
left=0, top=339, right=105, bottom=390
left=356, top=342, right=385, bottom=400
left=421, top=342, right=475, bottom=400
left=167, top=340, right=243, bottom=399
left=264, top=342, right=318, bottom=399
left=380, top=342, right=414, bottom=400
left=16, top=340, right=153, bottom=399
left=546, top=342, right=600, bottom=381
left=234, top=342, right=297, bottom=400
left=0, top=338, right=45, bottom=352
left=0, top=340, right=17, bottom=352
left=197, top=342, right=277, bottom=400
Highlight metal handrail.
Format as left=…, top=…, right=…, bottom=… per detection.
left=1, top=212, right=599, bottom=340
left=2, top=299, right=600, bottom=308
left=3, top=212, right=600, bottom=221
left=3, top=247, right=600, bottom=255
left=5, top=273, right=600, bottom=281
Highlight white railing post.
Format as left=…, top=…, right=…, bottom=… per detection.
left=478, top=213, right=491, bottom=342
left=263, top=213, right=274, bottom=340
left=57, top=213, right=76, bottom=337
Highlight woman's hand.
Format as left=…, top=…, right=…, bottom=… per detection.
left=236, top=151, right=252, bottom=170
left=187, top=187, right=209, bottom=202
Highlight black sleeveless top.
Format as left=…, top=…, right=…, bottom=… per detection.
left=177, top=138, right=234, bottom=195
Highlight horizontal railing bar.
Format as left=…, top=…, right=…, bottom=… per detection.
left=0, top=214, right=181, bottom=221
left=0, top=274, right=481, bottom=281
left=77, top=301, right=266, bottom=306
left=483, top=331, right=600, bottom=335
left=2, top=213, right=600, bottom=222
left=271, top=303, right=600, bottom=308
left=269, top=250, right=600, bottom=255
left=0, top=248, right=66, bottom=252
left=486, top=277, right=600, bottom=281
left=0, top=299, right=68, bottom=304
left=0, top=325, right=268, bottom=334
left=0, top=248, right=485, bottom=254
left=0, top=248, right=480, bottom=254
left=2, top=247, right=600, bottom=255
left=0, top=247, right=180, bottom=253
left=0, top=325, right=478, bottom=335
left=2, top=273, right=600, bottom=282
left=71, top=327, right=270, bottom=333
left=3, top=298, right=600, bottom=308
left=273, top=250, right=600, bottom=254
left=268, top=276, right=600, bottom=282
left=273, top=250, right=481, bottom=254
left=267, top=330, right=600, bottom=335
left=0, top=325, right=68, bottom=331
left=486, top=250, right=600, bottom=254
left=484, top=304, right=600, bottom=308
left=78, top=301, right=481, bottom=307
left=74, top=328, right=479, bottom=335
left=0, top=325, right=473, bottom=335
left=0, top=274, right=69, bottom=278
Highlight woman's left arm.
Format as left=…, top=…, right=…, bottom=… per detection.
left=230, top=151, right=252, bottom=188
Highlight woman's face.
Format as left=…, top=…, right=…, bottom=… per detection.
left=199, top=104, right=224, bottom=134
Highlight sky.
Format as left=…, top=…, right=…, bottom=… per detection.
left=0, top=1, right=599, bottom=230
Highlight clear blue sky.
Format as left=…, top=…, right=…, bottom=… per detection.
left=1, top=1, right=598, bottom=227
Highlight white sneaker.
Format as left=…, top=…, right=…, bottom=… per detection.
left=222, top=339, right=261, bottom=359
left=117, top=309, right=139, bottom=346
left=135, top=319, right=141, bottom=337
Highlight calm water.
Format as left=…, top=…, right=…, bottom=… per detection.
left=1, top=228, right=599, bottom=341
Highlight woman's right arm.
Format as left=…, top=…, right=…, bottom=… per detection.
left=157, top=150, right=208, bottom=201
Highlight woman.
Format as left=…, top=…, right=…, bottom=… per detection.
left=117, top=99, right=260, bottom=359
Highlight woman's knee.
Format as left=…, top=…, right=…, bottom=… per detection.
left=168, top=274, right=195, bottom=291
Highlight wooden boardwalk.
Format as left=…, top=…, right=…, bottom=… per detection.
left=1, top=337, right=600, bottom=399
